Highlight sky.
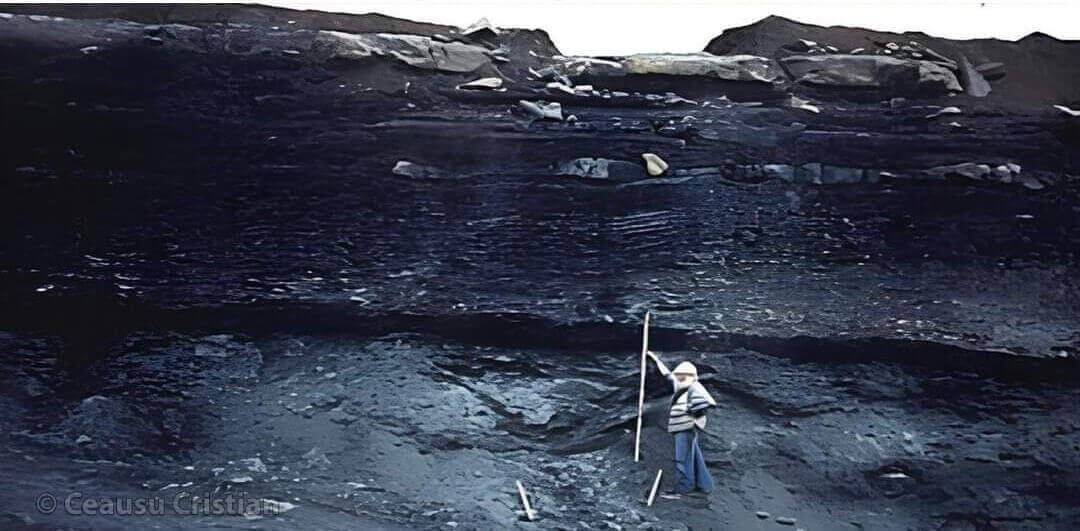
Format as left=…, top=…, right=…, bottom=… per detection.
left=267, top=0, right=1079, bottom=56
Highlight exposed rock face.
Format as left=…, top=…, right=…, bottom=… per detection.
left=780, top=54, right=961, bottom=95
left=3, top=7, right=1080, bottom=530
left=705, top=14, right=1080, bottom=105
left=621, top=53, right=781, bottom=83
left=314, top=31, right=493, bottom=73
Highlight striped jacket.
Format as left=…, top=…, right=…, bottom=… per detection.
left=667, top=376, right=717, bottom=433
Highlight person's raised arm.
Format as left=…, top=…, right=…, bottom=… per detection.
left=646, top=350, right=670, bottom=376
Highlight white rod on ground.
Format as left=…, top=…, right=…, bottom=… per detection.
left=633, top=311, right=650, bottom=462
left=647, top=468, right=663, bottom=506
left=516, top=480, right=536, bottom=521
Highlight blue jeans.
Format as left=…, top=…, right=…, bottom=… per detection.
left=673, top=429, right=714, bottom=494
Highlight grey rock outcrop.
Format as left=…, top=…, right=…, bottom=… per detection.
left=958, top=54, right=992, bottom=97
left=780, top=54, right=961, bottom=94
left=621, top=53, right=782, bottom=83
left=315, top=31, right=492, bottom=73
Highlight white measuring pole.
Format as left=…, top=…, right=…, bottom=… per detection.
left=516, top=480, right=536, bottom=521
left=633, top=311, right=650, bottom=462
left=647, top=469, right=664, bottom=506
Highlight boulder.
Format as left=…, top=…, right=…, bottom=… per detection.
left=641, top=153, right=669, bottom=176
left=958, top=54, right=991, bottom=97
left=518, top=100, right=563, bottom=121
left=457, top=77, right=503, bottom=90
left=314, top=31, right=492, bottom=73
left=780, top=54, right=961, bottom=95
left=918, top=61, right=963, bottom=93
left=555, top=158, right=647, bottom=182
left=621, top=53, right=781, bottom=83
left=925, top=162, right=991, bottom=181
left=392, top=161, right=445, bottom=179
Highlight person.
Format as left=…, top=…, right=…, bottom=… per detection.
left=646, top=350, right=717, bottom=497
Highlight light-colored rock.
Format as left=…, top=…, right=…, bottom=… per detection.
left=462, top=17, right=499, bottom=37
left=518, top=100, right=562, bottom=121
left=1007, top=162, right=1021, bottom=175
left=958, top=54, right=991, bottom=97
left=925, top=106, right=962, bottom=119
left=781, top=54, right=961, bottom=94
left=917, top=61, right=963, bottom=93
left=392, top=161, right=444, bottom=179
left=315, top=31, right=491, bottom=73
left=641, top=153, right=669, bottom=176
left=546, top=81, right=576, bottom=95
left=621, top=53, right=781, bottom=83
left=260, top=499, right=298, bottom=514
left=925, top=162, right=991, bottom=181
left=991, top=165, right=1012, bottom=182
left=555, top=158, right=647, bottom=181
left=788, top=96, right=820, bottom=114
left=457, top=77, right=503, bottom=90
